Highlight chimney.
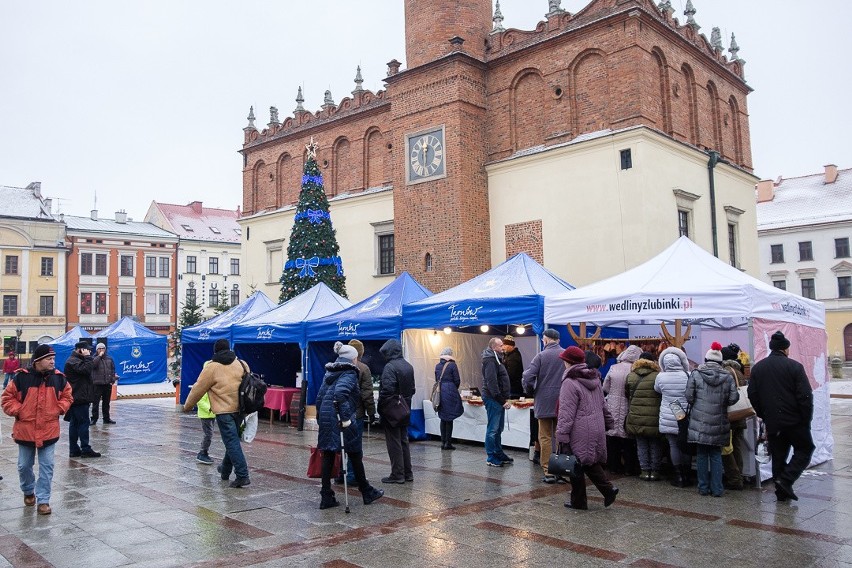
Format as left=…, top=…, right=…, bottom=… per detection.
left=43, top=198, right=52, bottom=213
left=756, top=179, right=775, bottom=203
left=26, top=182, right=42, bottom=197
left=189, top=201, right=203, bottom=214
left=90, top=209, right=98, bottom=221
left=824, top=164, right=839, bottom=184
left=115, top=210, right=128, bottom=223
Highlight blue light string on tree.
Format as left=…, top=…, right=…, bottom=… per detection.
left=284, top=256, right=344, bottom=278
left=294, top=209, right=331, bottom=224
left=302, top=174, right=323, bottom=185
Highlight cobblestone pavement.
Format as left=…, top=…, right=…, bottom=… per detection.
left=1, top=396, right=851, bottom=568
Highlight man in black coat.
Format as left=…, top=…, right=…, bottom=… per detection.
left=748, top=331, right=814, bottom=502
left=63, top=341, right=101, bottom=458
left=377, top=339, right=415, bottom=484
left=482, top=337, right=512, bottom=467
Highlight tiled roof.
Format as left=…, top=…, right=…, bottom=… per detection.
left=62, top=215, right=177, bottom=239
left=0, top=184, right=55, bottom=221
left=757, top=168, right=852, bottom=230
left=153, top=202, right=241, bottom=243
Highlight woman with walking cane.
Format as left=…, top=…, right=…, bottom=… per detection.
left=315, top=342, right=384, bottom=510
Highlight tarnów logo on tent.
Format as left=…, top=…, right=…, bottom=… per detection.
left=256, top=327, right=274, bottom=340
left=131, top=344, right=142, bottom=358
left=448, top=304, right=484, bottom=322
left=337, top=322, right=360, bottom=336
left=198, top=329, right=211, bottom=340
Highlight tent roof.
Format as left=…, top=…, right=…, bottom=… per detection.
left=544, top=236, right=825, bottom=328
left=97, top=317, right=165, bottom=339
left=232, top=282, right=351, bottom=345
left=48, top=326, right=92, bottom=346
left=403, top=253, right=575, bottom=334
left=306, top=272, right=432, bottom=342
left=181, top=291, right=277, bottom=342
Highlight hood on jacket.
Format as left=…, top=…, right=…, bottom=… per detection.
left=380, top=339, right=403, bottom=361
left=722, top=359, right=743, bottom=372
left=693, top=361, right=730, bottom=386
left=564, top=363, right=602, bottom=391
left=481, top=348, right=502, bottom=362
left=618, top=345, right=643, bottom=364
left=324, top=360, right=358, bottom=383
left=630, top=358, right=660, bottom=373
left=440, top=354, right=455, bottom=362
left=211, top=350, right=237, bottom=365
left=659, top=346, right=689, bottom=373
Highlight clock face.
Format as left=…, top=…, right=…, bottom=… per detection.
left=406, top=127, right=446, bottom=183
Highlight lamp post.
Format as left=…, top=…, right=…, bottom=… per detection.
left=15, top=326, right=23, bottom=355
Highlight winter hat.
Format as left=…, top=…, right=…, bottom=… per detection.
left=440, top=347, right=454, bottom=357
left=720, top=343, right=740, bottom=361
left=213, top=339, right=230, bottom=353
left=542, top=329, right=560, bottom=341
left=769, top=331, right=790, bottom=351
left=705, top=341, right=724, bottom=363
left=585, top=350, right=602, bottom=369
left=559, top=346, right=586, bottom=364
left=502, top=335, right=515, bottom=346
left=639, top=352, right=656, bottom=361
left=74, top=341, right=90, bottom=350
left=334, top=341, right=358, bottom=361
left=32, top=344, right=55, bottom=362
left=95, top=343, right=106, bottom=351
left=348, top=339, right=365, bottom=358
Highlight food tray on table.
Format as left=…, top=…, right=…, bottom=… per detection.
left=464, top=395, right=484, bottom=407
left=511, top=399, right=534, bottom=409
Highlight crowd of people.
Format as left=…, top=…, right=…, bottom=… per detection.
left=0, top=327, right=816, bottom=514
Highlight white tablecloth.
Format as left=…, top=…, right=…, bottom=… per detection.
left=423, top=400, right=532, bottom=450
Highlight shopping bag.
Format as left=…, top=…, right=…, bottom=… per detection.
left=240, top=412, right=258, bottom=443
left=728, top=385, right=755, bottom=421
left=307, top=447, right=341, bottom=479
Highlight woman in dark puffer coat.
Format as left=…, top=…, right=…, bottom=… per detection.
left=625, top=354, right=663, bottom=481
left=685, top=342, right=739, bottom=497
left=315, top=342, right=384, bottom=510
left=435, top=347, right=463, bottom=449
left=556, top=346, right=618, bottom=510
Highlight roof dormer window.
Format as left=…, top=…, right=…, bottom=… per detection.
left=209, top=226, right=221, bottom=234
left=181, top=224, right=194, bottom=232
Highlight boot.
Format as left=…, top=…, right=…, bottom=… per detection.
left=680, top=465, right=694, bottom=487
left=649, top=470, right=661, bottom=481
left=670, top=468, right=685, bottom=487
left=319, top=490, right=339, bottom=510
left=362, top=486, right=384, bottom=505
left=639, top=470, right=651, bottom=481
left=533, top=450, right=541, bottom=465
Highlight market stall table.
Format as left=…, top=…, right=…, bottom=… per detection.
left=264, top=387, right=301, bottom=424
left=423, top=400, right=532, bottom=450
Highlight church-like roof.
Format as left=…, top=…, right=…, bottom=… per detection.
left=757, top=168, right=852, bottom=231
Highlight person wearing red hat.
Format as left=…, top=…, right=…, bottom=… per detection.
left=556, top=345, right=618, bottom=509
left=2, top=344, right=73, bottom=515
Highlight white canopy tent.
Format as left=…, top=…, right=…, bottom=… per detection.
left=544, top=237, right=832, bottom=473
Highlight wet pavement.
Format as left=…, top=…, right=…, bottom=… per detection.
left=1, top=394, right=851, bottom=568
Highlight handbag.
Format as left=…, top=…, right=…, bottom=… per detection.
left=379, top=394, right=411, bottom=427
left=548, top=446, right=583, bottom=481
left=307, top=446, right=341, bottom=479
left=674, top=401, right=697, bottom=456
left=727, top=372, right=755, bottom=421
left=430, top=363, right=449, bottom=411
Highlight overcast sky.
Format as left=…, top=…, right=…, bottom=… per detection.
left=1, top=0, right=849, bottom=220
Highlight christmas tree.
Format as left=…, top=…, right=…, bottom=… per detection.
left=280, top=138, right=347, bottom=301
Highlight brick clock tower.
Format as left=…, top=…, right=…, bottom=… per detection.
left=385, top=0, right=494, bottom=291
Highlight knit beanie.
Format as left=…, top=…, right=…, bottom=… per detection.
left=559, top=346, right=586, bottom=364
left=585, top=350, right=602, bottom=369
left=32, top=344, right=55, bottom=362
left=705, top=341, right=723, bottom=363
left=334, top=341, right=358, bottom=361
left=720, top=343, right=740, bottom=361
left=769, top=331, right=790, bottom=351
left=348, top=339, right=365, bottom=358
left=213, top=339, right=230, bottom=353
left=440, top=347, right=454, bottom=357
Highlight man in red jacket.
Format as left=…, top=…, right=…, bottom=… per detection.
left=2, top=344, right=73, bottom=515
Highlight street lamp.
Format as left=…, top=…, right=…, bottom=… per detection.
left=15, top=326, right=22, bottom=355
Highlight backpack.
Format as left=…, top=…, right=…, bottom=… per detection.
left=238, top=360, right=268, bottom=415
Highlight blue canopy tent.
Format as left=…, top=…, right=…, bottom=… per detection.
left=95, top=317, right=169, bottom=385
left=231, top=283, right=351, bottom=400
left=48, top=326, right=92, bottom=371
left=179, top=291, right=277, bottom=404
left=401, top=253, right=576, bottom=440
left=304, top=272, right=432, bottom=409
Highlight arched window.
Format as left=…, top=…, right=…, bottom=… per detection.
left=425, top=253, right=433, bottom=272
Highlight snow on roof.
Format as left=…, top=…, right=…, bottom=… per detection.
left=757, top=168, right=852, bottom=230
left=0, top=184, right=55, bottom=221
left=63, top=215, right=176, bottom=238
left=154, top=202, right=240, bottom=242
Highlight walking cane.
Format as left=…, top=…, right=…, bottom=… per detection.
left=333, top=401, right=350, bottom=514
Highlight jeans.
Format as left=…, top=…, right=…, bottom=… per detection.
left=3, top=372, right=13, bottom=389
left=199, top=418, right=215, bottom=454
left=91, top=384, right=113, bottom=422
left=636, top=436, right=665, bottom=471
left=770, top=425, right=815, bottom=487
left=216, top=413, right=249, bottom=480
left=483, top=396, right=505, bottom=461
left=696, top=444, right=723, bottom=496
left=18, top=442, right=56, bottom=505
left=68, top=404, right=92, bottom=454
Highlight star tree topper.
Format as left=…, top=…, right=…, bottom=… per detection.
left=306, top=137, right=319, bottom=160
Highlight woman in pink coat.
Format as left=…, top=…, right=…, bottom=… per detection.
left=556, top=346, right=618, bottom=510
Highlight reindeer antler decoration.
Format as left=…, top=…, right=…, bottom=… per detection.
left=660, top=319, right=692, bottom=348
left=566, top=322, right=601, bottom=349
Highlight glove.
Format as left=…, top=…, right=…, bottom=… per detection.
left=341, top=419, right=352, bottom=428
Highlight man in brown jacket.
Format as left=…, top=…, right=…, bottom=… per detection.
left=184, top=339, right=252, bottom=488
